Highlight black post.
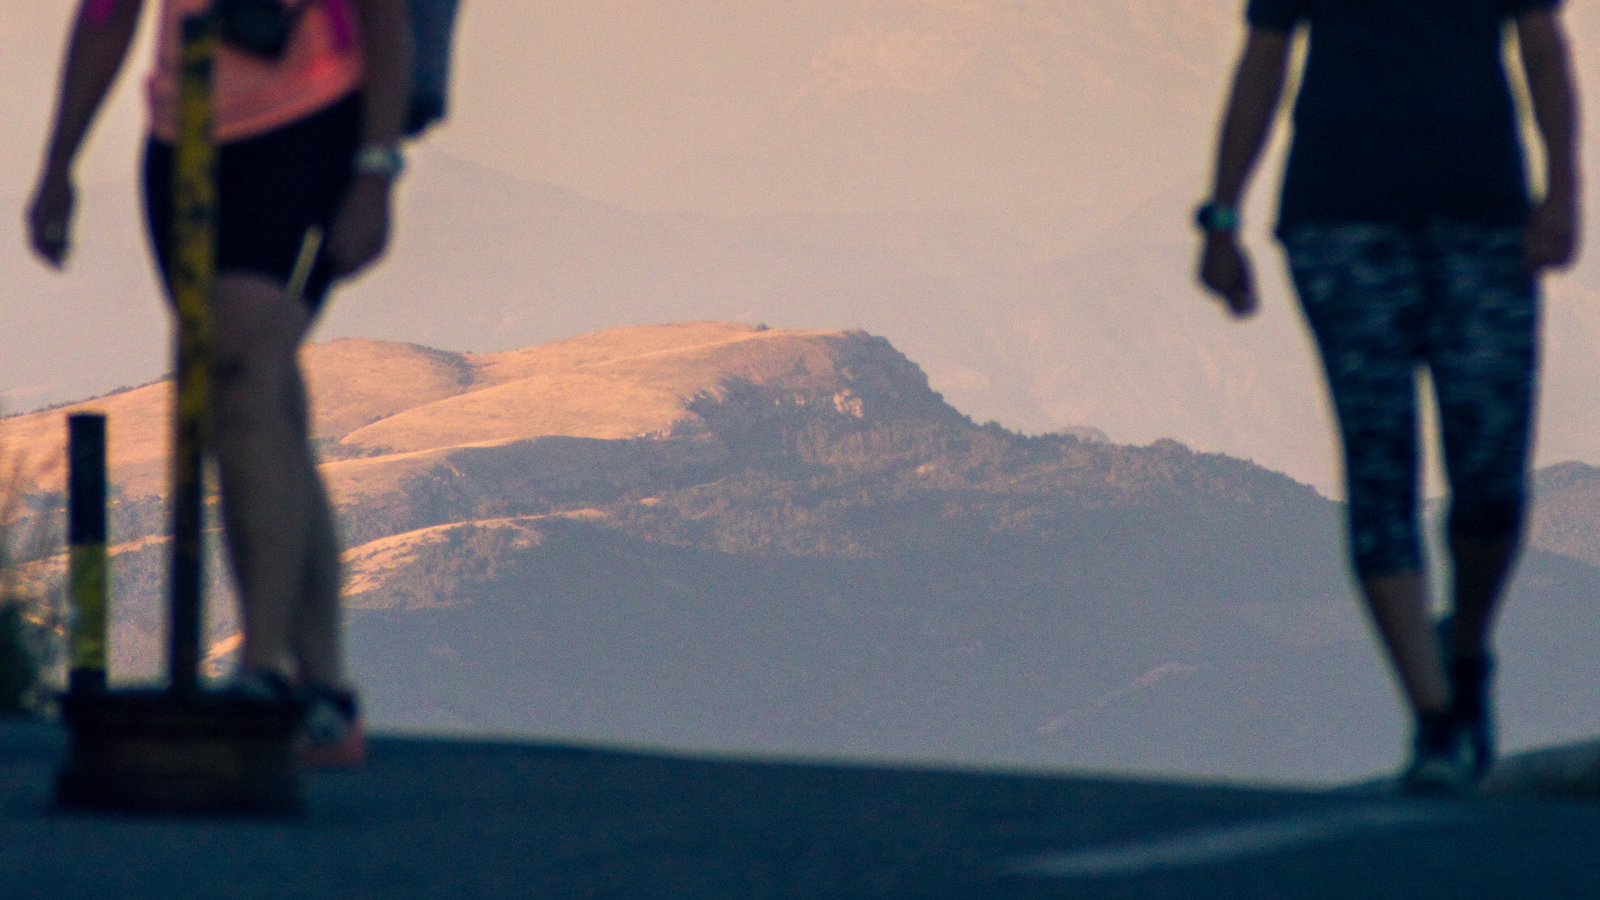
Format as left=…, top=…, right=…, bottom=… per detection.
left=167, top=13, right=217, bottom=697
left=67, top=414, right=108, bottom=695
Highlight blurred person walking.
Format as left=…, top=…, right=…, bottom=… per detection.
left=1195, top=0, right=1580, bottom=791
left=26, top=0, right=413, bottom=766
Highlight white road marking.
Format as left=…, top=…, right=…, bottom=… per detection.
left=1004, top=803, right=1466, bottom=880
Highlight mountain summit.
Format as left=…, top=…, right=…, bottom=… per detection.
left=2, top=321, right=939, bottom=500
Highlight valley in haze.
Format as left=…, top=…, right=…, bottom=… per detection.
left=6, top=322, right=1600, bottom=784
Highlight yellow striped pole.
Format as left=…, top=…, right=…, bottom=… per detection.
left=168, top=13, right=217, bottom=697
left=67, top=414, right=108, bottom=695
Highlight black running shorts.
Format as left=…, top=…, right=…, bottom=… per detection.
left=143, top=91, right=362, bottom=312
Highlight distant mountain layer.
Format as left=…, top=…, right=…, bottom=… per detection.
left=1530, top=462, right=1600, bottom=568
left=6, top=322, right=1600, bottom=782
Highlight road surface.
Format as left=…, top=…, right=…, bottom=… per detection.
left=2, top=719, right=1597, bottom=898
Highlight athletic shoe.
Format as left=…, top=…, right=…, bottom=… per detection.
left=1401, top=710, right=1475, bottom=795
left=298, top=684, right=367, bottom=769
left=225, top=667, right=300, bottom=705
left=1436, top=615, right=1496, bottom=778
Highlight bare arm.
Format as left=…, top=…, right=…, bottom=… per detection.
left=1517, top=8, right=1581, bottom=270
left=1198, top=27, right=1294, bottom=317
left=325, top=0, right=412, bottom=277
left=28, top=0, right=146, bottom=267
left=349, top=0, right=412, bottom=148
left=1208, top=28, right=1294, bottom=208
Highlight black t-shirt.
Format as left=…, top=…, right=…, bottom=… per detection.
left=1246, top=0, right=1562, bottom=233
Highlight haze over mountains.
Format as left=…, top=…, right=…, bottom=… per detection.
left=7, top=1, right=1600, bottom=494
left=7, top=323, right=1600, bottom=783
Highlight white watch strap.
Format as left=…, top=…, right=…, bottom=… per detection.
left=354, top=144, right=405, bottom=178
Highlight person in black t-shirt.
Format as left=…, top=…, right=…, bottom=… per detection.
left=1195, top=0, right=1580, bottom=792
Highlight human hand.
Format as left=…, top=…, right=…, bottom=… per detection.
left=325, top=174, right=392, bottom=278
left=1524, top=192, right=1579, bottom=272
left=27, top=167, right=75, bottom=268
left=1199, top=232, right=1258, bottom=318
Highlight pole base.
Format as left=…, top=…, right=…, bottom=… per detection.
left=56, top=689, right=306, bottom=816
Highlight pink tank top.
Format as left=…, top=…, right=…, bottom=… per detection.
left=146, top=0, right=365, bottom=144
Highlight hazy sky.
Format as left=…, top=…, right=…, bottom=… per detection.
left=1, top=0, right=1237, bottom=213
left=4, top=0, right=1600, bottom=495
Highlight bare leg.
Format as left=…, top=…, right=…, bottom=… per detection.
left=1447, top=534, right=1517, bottom=660
left=209, top=272, right=336, bottom=681
left=1359, top=572, right=1450, bottom=715
left=289, top=409, right=346, bottom=688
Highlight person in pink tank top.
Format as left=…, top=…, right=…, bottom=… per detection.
left=26, top=0, right=414, bottom=768
left=145, top=0, right=366, bottom=145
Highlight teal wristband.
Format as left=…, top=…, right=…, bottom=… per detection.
left=1194, top=202, right=1240, bottom=233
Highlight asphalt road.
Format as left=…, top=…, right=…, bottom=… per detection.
left=3, top=719, right=1598, bottom=899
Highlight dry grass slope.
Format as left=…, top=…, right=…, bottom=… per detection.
left=0, top=321, right=941, bottom=675
left=0, top=321, right=913, bottom=504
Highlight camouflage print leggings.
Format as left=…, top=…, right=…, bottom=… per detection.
left=1285, top=221, right=1538, bottom=578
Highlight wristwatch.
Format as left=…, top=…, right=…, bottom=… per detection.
left=354, top=144, right=406, bottom=179
left=1194, top=202, right=1240, bottom=233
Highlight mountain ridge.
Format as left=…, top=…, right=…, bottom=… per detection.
left=0, top=321, right=1328, bottom=668
left=7, top=323, right=1600, bottom=782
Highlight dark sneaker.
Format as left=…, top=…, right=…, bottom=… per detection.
left=1437, top=615, right=1496, bottom=778
left=298, top=684, right=366, bottom=769
left=226, top=667, right=300, bottom=705
left=1401, top=710, right=1476, bottom=795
